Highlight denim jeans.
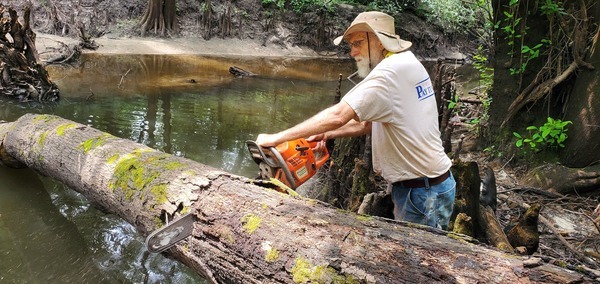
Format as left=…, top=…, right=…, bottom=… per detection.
left=390, top=172, right=456, bottom=230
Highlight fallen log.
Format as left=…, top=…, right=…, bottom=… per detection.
left=229, top=66, right=257, bottom=77
left=0, top=113, right=591, bottom=283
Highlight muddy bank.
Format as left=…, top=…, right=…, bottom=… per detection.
left=35, top=32, right=325, bottom=59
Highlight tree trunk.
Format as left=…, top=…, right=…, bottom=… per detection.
left=139, top=0, right=177, bottom=37
left=560, top=7, right=600, bottom=167
left=0, top=114, right=589, bottom=283
left=447, top=162, right=481, bottom=236
left=324, top=135, right=379, bottom=211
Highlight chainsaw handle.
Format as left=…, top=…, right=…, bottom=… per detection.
left=295, top=145, right=310, bottom=152
left=307, top=141, right=329, bottom=169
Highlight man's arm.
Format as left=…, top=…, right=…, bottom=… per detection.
left=256, top=100, right=360, bottom=147
left=323, top=119, right=372, bottom=140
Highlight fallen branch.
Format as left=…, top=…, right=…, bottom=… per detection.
left=502, top=61, right=578, bottom=127
left=229, top=66, right=256, bottom=77
left=118, top=69, right=131, bottom=89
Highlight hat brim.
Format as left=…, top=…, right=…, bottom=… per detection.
left=333, top=22, right=412, bottom=53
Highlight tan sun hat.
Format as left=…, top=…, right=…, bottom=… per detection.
left=333, top=11, right=412, bottom=52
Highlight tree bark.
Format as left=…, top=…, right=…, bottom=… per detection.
left=479, top=205, right=514, bottom=253
left=139, top=0, right=177, bottom=37
left=521, top=163, right=600, bottom=194
left=0, top=114, right=590, bottom=283
left=560, top=12, right=600, bottom=167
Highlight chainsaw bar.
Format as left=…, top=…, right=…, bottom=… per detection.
left=145, top=212, right=194, bottom=253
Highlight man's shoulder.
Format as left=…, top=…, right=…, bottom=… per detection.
left=388, top=51, right=419, bottom=65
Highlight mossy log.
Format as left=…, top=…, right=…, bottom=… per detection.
left=0, top=113, right=591, bottom=283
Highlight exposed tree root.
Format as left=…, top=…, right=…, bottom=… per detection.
left=0, top=5, right=59, bottom=102
left=499, top=194, right=598, bottom=268
left=521, top=163, right=600, bottom=194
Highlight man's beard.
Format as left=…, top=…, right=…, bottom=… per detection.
left=355, top=55, right=371, bottom=78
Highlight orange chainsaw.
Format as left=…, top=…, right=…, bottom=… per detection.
left=246, top=138, right=329, bottom=190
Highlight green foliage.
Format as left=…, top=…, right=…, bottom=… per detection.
left=366, top=0, right=414, bottom=14
left=261, top=0, right=340, bottom=12
left=484, top=145, right=503, bottom=159
left=513, top=117, right=572, bottom=152
left=473, top=45, right=494, bottom=90
left=447, top=93, right=459, bottom=110
left=260, top=0, right=486, bottom=35
left=509, top=42, right=545, bottom=75
left=501, top=0, right=562, bottom=76
left=417, top=0, right=480, bottom=34
left=540, top=0, right=566, bottom=16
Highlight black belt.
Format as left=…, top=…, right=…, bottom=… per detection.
left=394, top=170, right=450, bottom=188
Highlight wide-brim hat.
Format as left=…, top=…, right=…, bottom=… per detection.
left=334, top=11, right=412, bottom=53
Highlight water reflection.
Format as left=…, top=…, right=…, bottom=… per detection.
left=38, top=54, right=354, bottom=177
left=0, top=167, right=116, bottom=283
left=0, top=53, right=356, bottom=282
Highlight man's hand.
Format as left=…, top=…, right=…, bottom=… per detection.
left=255, top=133, right=280, bottom=148
left=307, top=133, right=327, bottom=152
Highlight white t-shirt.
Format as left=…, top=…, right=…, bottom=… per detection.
left=342, top=51, right=452, bottom=183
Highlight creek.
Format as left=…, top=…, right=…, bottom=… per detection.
left=0, top=53, right=354, bottom=283
left=0, top=54, right=476, bottom=282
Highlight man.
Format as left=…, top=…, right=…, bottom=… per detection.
left=255, top=11, right=455, bottom=229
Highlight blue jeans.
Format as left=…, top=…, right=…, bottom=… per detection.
left=391, top=172, right=456, bottom=230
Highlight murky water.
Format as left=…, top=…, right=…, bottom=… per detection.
left=0, top=54, right=355, bottom=283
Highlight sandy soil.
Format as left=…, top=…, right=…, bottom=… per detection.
left=35, top=32, right=326, bottom=59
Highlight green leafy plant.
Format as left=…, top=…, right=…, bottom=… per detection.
left=540, top=0, right=566, bottom=16
left=513, top=117, right=572, bottom=152
left=473, top=45, right=494, bottom=90
left=501, top=0, right=563, bottom=76
left=483, top=145, right=502, bottom=159
left=447, top=93, right=460, bottom=110
left=510, top=42, right=545, bottom=75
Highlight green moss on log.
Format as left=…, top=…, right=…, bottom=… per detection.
left=38, top=131, right=48, bottom=147
left=78, top=133, right=113, bottom=153
left=151, top=184, right=168, bottom=204
left=265, top=248, right=280, bottom=263
left=109, top=149, right=175, bottom=205
left=56, top=123, right=77, bottom=136
left=107, top=154, right=120, bottom=164
left=291, top=257, right=358, bottom=283
left=241, top=213, right=262, bottom=234
left=33, top=114, right=58, bottom=124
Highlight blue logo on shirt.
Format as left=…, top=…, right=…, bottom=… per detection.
left=415, top=77, right=434, bottom=101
